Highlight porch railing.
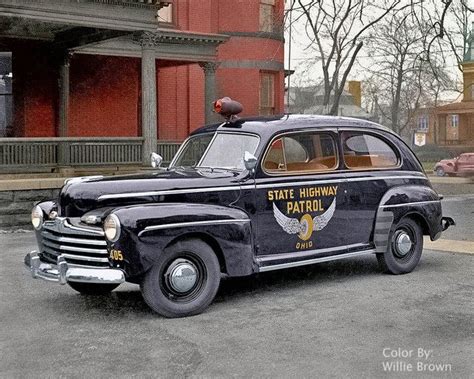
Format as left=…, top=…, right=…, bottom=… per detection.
left=156, top=140, right=181, bottom=163
left=0, top=138, right=182, bottom=172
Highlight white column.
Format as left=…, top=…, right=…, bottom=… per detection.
left=58, top=54, right=70, bottom=137
left=58, top=54, right=71, bottom=166
left=140, top=32, right=158, bottom=165
left=199, top=62, right=219, bottom=124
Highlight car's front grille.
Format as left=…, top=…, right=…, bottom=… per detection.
left=38, top=218, right=110, bottom=268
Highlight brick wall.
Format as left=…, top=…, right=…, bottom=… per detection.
left=9, top=0, right=285, bottom=140
left=69, top=55, right=141, bottom=137
left=12, top=41, right=57, bottom=138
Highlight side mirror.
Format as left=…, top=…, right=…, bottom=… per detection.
left=150, top=152, right=163, bottom=168
left=243, top=151, right=258, bottom=172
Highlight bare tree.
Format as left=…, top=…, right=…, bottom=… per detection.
left=285, top=0, right=457, bottom=116
left=286, top=0, right=408, bottom=115
left=444, top=0, right=473, bottom=72
left=362, top=10, right=453, bottom=136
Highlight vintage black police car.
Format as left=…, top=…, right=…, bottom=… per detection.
left=25, top=101, right=455, bottom=318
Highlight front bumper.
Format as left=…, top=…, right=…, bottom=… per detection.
left=441, top=216, right=455, bottom=231
left=24, top=251, right=125, bottom=285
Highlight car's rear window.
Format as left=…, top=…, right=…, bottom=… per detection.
left=342, top=132, right=398, bottom=169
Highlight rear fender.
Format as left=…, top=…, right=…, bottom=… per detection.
left=374, top=185, right=442, bottom=253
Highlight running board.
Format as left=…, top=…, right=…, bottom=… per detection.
left=257, top=249, right=377, bottom=273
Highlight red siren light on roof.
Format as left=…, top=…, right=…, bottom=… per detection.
left=213, top=97, right=243, bottom=122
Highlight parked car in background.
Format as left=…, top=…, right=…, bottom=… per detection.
left=434, top=153, right=474, bottom=177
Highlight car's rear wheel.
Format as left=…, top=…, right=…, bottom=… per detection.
left=435, top=167, right=445, bottom=176
left=68, top=282, right=119, bottom=295
left=377, top=218, right=423, bottom=275
left=141, top=238, right=221, bottom=318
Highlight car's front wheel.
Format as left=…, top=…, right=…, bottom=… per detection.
left=377, top=218, right=423, bottom=274
left=141, top=238, right=221, bottom=318
left=68, top=282, right=119, bottom=295
left=435, top=167, right=445, bottom=177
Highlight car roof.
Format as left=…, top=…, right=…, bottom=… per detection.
left=190, top=114, right=393, bottom=138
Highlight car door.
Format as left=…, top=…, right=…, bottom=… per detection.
left=456, top=154, right=470, bottom=175
left=254, top=129, right=353, bottom=262
left=339, top=129, right=402, bottom=246
left=468, top=155, right=474, bottom=175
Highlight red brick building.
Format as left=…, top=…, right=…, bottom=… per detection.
left=0, top=0, right=285, bottom=170
left=413, top=26, right=474, bottom=151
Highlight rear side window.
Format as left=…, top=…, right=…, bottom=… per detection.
left=342, top=132, right=398, bottom=169
left=263, top=132, right=337, bottom=174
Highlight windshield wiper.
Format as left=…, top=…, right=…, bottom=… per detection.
left=194, top=166, right=242, bottom=173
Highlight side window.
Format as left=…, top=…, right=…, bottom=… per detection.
left=263, top=132, right=337, bottom=174
left=342, top=132, right=398, bottom=169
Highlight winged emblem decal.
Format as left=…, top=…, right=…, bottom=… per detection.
left=272, top=198, right=336, bottom=241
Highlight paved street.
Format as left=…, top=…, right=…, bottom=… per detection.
left=1, top=192, right=473, bottom=378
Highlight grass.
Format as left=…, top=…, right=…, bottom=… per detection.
left=421, top=161, right=437, bottom=172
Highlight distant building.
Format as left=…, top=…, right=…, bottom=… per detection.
left=287, top=81, right=375, bottom=120
left=414, top=23, right=474, bottom=150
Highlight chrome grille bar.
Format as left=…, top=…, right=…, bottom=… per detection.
left=42, top=231, right=107, bottom=246
left=38, top=217, right=110, bottom=268
left=61, top=253, right=109, bottom=263
left=43, top=239, right=108, bottom=255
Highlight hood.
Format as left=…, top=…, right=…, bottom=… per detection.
left=59, top=168, right=245, bottom=217
left=439, top=158, right=455, bottom=164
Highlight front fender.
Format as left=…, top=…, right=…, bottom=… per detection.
left=111, top=203, right=255, bottom=280
left=373, top=185, right=443, bottom=253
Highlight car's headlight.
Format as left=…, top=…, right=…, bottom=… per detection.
left=104, top=214, right=121, bottom=242
left=31, top=205, right=43, bottom=230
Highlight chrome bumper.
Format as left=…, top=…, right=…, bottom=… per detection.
left=24, top=251, right=125, bottom=285
left=441, top=217, right=455, bottom=231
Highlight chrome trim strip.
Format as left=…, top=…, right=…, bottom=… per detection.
left=99, top=186, right=242, bottom=200
left=63, top=219, right=105, bottom=236
left=42, top=231, right=107, bottom=246
left=258, top=249, right=376, bottom=272
left=379, top=200, right=441, bottom=209
left=98, top=173, right=426, bottom=200
left=61, top=253, right=109, bottom=263
left=67, top=262, right=110, bottom=269
left=254, top=174, right=426, bottom=190
left=138, top=219, right=250, bottom=237
left=256, top=242, right=368, bottom=263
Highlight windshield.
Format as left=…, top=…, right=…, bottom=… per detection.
left=171, top=132, right=259, bottom=170
left=171, top=134, right=213, bottom=168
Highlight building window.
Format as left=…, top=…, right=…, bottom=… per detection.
left=0, top=52, right=13, bottom=138
left=418, top=116, right=428, bottom=132
left=260, top=0, right=275, bottom=32
left=451, top=114, right=459, bottom=128
left=260, top=72, right=275, bottom=115
left=156, top=3, right=173, bottom=24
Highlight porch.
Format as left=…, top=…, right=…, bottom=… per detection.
left=0, top=0, right=228, bottom=173
left=0, top=137, right=181, bottom=173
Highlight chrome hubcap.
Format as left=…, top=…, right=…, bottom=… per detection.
left=169, top=261, right=198, bottom=293
left=395, top=232, right=412, bottom=256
